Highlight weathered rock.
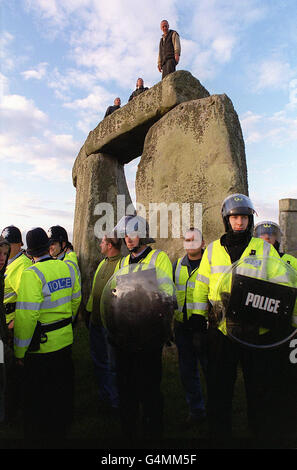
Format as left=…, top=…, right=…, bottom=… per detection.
left=136, top=94, right=248, bottom=261
left=84, top=70, right=210, bottom=164
left=279, top=198, right=297, bottom=257
left=72, top=149, right=132, bottom=305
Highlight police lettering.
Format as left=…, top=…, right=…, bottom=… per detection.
left=48, top=277, right=72, bottom=293
left=245, top=292, right=280, bottom=313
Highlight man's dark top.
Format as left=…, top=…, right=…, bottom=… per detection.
left=128, top=86, right=149, bottom=102
left=159, top=29, right=176, bottom=67
left=104, top=105, right=120, bottom=118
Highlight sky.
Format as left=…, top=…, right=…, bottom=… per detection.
left=1, top=0, right=297, bottom=243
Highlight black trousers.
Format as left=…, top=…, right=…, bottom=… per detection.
left=162, top=58, right=176, bottom=79
left=23, top=346, right=74, bottom=441
left=114, top=346, right=164, bottom=443
left=206, top=329, right=282, bottom=440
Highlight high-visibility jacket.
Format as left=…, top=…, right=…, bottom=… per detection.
left=60, top=250, right=81, bottom=287
left=14, top=258, right=81, bottom=358
left=4, top=251, right=32, bottom=324
left=116, top=248, right=173, bottom=288
left=281, top=253, right=297, bottom=271
left=173, top=255, right=205, bottom=323
left=86, top=254, right=123, bottom=325
left=194, top=237, right=291, bottom=335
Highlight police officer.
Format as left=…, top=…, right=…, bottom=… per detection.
left=254, top=220, right=297, bottom=435
left=86, top=234, right=122, bottom=413
left=173, top=228, right=207, bottom=427
left=1, top=225, right=32, bottom=421
left=47, top=225, right=81, bottom=289
left=194, top=194, right=282, bottom=443
left=0, top=236, right=11, bottom=422
left=1, top=226, right=32, bottom=327
left=254, top=221, right=297, bottom=270
left=112, top=215, right=173, bottom=442
left=14, top=227, right=81, bottom=440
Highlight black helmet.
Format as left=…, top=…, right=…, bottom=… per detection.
left=26, top=227, right=50, bottom=257
left=113, top=215, right=155, bottom=245
left=1, top=225, right=23, bottom=244
left=221, top=193, right=256, bottom=233
left=254, top=221, right=282, bottom=243
left=47, top=225, right=69, bottom=244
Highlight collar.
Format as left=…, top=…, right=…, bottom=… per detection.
left=7, top=249, right=25, bottom=266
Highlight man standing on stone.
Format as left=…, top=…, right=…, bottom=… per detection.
left=128, top=78, right=149, bottom=101
left=158, top=19, right=181, bottom=79
left=104, top=97, right=121, bottom=118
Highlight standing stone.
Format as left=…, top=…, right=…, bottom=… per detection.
left=279, top=199, right=297, bottom=257
left=72, top=146, right=132, bottom=305
left=135, top=94, right=248, bottom=261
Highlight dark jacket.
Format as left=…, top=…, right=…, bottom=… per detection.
left=104, top=105, right=121, bottom=118
left=159, top=29, right=176, bottom=66
left=128, top=86, right=149, bottom=102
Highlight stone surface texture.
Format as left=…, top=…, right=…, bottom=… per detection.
left=135, top=94, right=249, bottom=261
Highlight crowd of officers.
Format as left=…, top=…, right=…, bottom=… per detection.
left=0, top=192, right=296, bottom=447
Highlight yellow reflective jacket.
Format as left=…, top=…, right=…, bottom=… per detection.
left=194, top=237, right=283, bottom=335
left=173, top=255, right=206, bottom=323
left=14, top=258, right=81, bottom=358
left=4, top=251, right=32, bottom=323
left=281, top=253, right=297, bottom=271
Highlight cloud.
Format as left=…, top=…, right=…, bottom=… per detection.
left=21, top=62, right=48, bottom=80
left=255, top=59, right=295, bottom=91
left=0, top=31, right=15, bottom=71
left=240, top=109, right=297, bottom=145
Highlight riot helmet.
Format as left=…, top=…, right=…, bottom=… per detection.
left=221, top=193, right=256, bottom=233
left=26, top=227, right=50, bottom=257
left=114, top=215, right=155, bottom=252
left=1, top=225, right=23, bottom=244
left=254, top=221, right=281, bottom=243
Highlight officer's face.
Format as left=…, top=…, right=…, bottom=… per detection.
left=125, top=234, right=140, bottom=251
left=49, top=241, right=65, bottom=257
left=259, top=234, right=277, bottom=245
left=183, top=232, right=203, bottom=256
left=0, top=245, right=9, bottom=270
left=114, top=97, right=121, bottom=106
left=229, top=215, right=249, bottom=232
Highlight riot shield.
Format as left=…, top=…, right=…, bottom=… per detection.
left=101, top=264, right=176, bottom=352
left=212, top=255, right=297, bottom=349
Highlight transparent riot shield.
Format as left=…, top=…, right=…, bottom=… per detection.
left=100, top=264, right=176, bottom=352
left=212, top=255, right=297, bottom=349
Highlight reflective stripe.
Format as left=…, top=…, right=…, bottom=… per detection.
left=196, top=273, right=209, bottom=285
left=210, top=265, right=227, bottom=274
left=29, top=265, right=47, bottom=284
left=16, top=295, right=72, bottom=311
left=0, top=340, right=3, bottom=364
left=174, top=257, right=183, bottom=282
left=4, top=292, right=15, bottom=300
left=188, top=281, right=195, bottom=289
left=186, top=302, right=208, bottom=310
left=14, top=336, right=32, bottom=348
left=157, top=276, right=172, bottom=284
left=148, top=250, right=161, bottom=266
left=65, top=259, right=81, bottom=286
left=176, top=284, right=186, bottom=291
left=72, top=291, right=81, bottom=299
left=207, top=243, right=213, bottom=265
left=16, top=301, right=40, bottom=310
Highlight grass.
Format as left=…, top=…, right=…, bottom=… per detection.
left=1, top=321, right=296, bottom=450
